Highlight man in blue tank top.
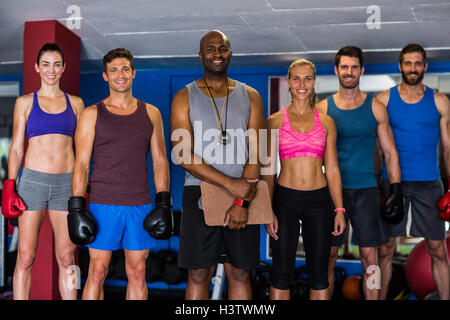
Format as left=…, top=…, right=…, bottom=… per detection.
left=316, top=46, right=402, bottom=300
left=170, top=30, right=266, bottom=300
left=377, top=44, right=450, bottom=300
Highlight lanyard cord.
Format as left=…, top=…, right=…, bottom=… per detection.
left=202, top=77, right=229, bottom=135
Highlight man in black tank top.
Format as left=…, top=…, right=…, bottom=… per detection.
left=70, top=48, right=172, bottom=300
left=171, top=30, right=266, bottom=300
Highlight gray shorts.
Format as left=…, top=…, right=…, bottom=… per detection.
left=17, top=168, right=72, bottom=212
left=331, top=187, right=389, bottom=247
left=380, top=179, right=445, bottom=240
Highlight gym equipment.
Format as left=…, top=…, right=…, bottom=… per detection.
left=161, top=262, right=186, bottom=285
left=291, top=265, right=309, bottom=300
left=77, top=247, right=90, bottom=280
left=405, top=237, right=450, bottom=299
left=291, top=265, right=347, bottom=300
left=156, top=250, right=187, bottom=285
left=250, top=261, right=272, bottom=300
left=342, top=275, right=363, bottom=300
left=386, top=261, right=410, bottom=300
left=210, top=263, right=225, bottom=300
left=331, top=266, right=347, bottom=300
left=111, top=250, right=127, bottom=280
left=145, top=253, right=163, bottom=283
left=424, top=291, right=439, bottom=300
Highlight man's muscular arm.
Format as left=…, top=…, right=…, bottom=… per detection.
left=372, top=97, right=401, bottom=183
left=260, top=112, right=281, bottom=239
left=148, top=104, right=170, bottom=193
left=68, top=105, right=98, bottom=245
left=436, top=91, right=450, bottom=221
left=144, top=104, right=173, bottom=240
left=436, top=92, right=450, bottom=177
left=374, top=92, right=404, bottom=224
left=72, top=105, right=97, bottom=196
left=322, top=114, right=345, bottom=236
left=241, top=86, right=265, bottom=182
left=224, top=85, right=265, bottom=230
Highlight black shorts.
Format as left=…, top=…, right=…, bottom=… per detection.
left=331, top=187, right=389, bottom=247
left=177, top=186, right=260, bottom=270
left=380, top=179, right=445, bottom=240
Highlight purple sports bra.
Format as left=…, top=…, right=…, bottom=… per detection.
left=26, top=91, right=76, bottom=139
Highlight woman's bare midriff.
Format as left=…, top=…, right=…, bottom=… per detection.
left=24, top=134, right=74, bottom=174
left=277, top=157, right=327, bottom=191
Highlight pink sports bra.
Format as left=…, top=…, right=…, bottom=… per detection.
left=278, top=107, right=326, bottom=160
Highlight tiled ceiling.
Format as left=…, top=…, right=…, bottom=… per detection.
left=0, top=0, right=449, bottom=72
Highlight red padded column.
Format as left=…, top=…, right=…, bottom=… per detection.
left=23, top=20, right=80, bottom=95
left=22, top=20, right=80, bottom=300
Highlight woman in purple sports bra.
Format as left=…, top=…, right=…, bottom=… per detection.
left=5, top=43, right=85, bottom=299
left=261, top=58, right=346, bottom=300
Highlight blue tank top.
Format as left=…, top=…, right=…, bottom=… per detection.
left=26, top=91, right=76, bottom=139
left=381, top=86, right=440, bottom=181
left=327, top=94, right=378, bottom=189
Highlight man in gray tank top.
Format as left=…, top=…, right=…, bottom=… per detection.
left=171, top=30, right=265, bottom=300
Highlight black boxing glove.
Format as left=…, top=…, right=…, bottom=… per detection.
left=143, top=191, right=174, bottom=240
left=381, top=183, right=404, bottom=224
left=67, top=196, right=97, bottom=245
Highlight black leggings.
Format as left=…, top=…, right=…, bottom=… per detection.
left=270, top=185, right=333, bottom=291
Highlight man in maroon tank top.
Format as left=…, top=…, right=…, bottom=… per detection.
left=69, top=48, right=172, bottom=300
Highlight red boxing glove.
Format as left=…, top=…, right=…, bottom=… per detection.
left=1, top=179, right=27, bottom=219
left=438, top=186, right=450, bottom=222
left=439, top=206, right=450, bottom=222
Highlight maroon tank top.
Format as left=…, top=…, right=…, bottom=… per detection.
left=90, top=99, right=153, bottom=205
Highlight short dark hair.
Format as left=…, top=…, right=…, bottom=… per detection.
left=102, top=48, right=135, bottom=73
left=399, top=43, right=427, bottom=64
left=335, top=46, right=364, bottom=67
left=36, top=43, right=64, bottom=65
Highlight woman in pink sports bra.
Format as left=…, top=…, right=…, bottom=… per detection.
left=4, top=43, right=85, bottom=299
left=261, top=58, right=345, bottom=300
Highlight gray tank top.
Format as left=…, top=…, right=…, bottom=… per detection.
left=184, top=80, right=251, bottom=186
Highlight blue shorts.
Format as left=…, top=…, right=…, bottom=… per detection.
left=86, top=203, right=156, bottom=251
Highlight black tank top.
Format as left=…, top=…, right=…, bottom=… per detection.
left=90, top=100, right=153, bottom=205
